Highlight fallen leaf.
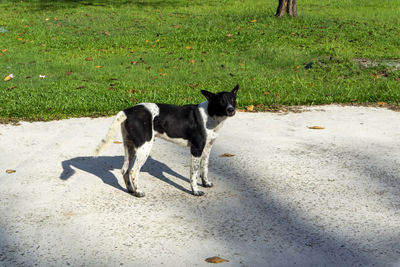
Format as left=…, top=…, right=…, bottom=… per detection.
left=263, top=91, right=270, bottom=95
left=63, top=211, right=77, bottom=217
left=186, top=46, right=192, bottom=50
left=95, top=65, right=103, bottom=68
left=4, top=74, right=13, bottom=81
left=113, top=141, right=123, bottom=144
left=85, top=57, right=94, bottom=61
left=131, top=61, right=137, bottom=64
left=173, top=25, right=180, bottom=29
left=308, top=126, right=325, bottom=130
left=372, top=73, right=383, bottom=79
left=103, top=31, right=110, bottom=35
left=226, top=33, right=232, bottom=37
left=65, top=71, right=72, bottom=76
left=250, top=19, right=257, bottom=23
left=76, top=86, right=85, bottom=89
left=6, top=169, right=16, bottom=174
left=205, top=256, right=229, bottom=263
left=189, top=59, right=196, bottom=63
left=1, top=49, right=7, bottom=53
left=377, top=102, right=387, bottom=106
left=189, top=83, right=199, bottom=88
left=106, top=87, right=115, bottom=91
left=245, top=105, right=254, bottom=112
left=7, top=86, right=16, bottom=90
left=220, top=153, right=235, bottom=157
left=160, top=73, right=167, bottom=76
left=184, top=97, right=191, bottom=101
left=239, top=63, right=244, bottom=66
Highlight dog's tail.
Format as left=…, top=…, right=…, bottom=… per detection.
left=94, top=111, right=127, bottom=156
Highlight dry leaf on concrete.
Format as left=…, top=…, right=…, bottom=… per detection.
left=205, top=256, right=229, bottom=263
left=220, top=153, right=235, bottom=157
left=308, top=126, right=325, bottom=130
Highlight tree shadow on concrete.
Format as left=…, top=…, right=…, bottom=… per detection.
left=202, top=143, right=400, bottom=266
left=60, top=155, right=191, bottom=195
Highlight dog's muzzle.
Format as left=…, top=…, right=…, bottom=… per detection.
left=226, top=106, right=236, bottom=116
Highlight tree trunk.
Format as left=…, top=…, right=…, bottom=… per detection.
left=276, top=0, right=297, bottom=17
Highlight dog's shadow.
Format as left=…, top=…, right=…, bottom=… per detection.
left=60, top=156, right=192, bottom=194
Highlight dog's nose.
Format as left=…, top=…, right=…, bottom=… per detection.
left=227, top=107, right=235, bottom=115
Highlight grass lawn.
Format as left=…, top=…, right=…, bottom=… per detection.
left=1, top=0, right=400, bottom=121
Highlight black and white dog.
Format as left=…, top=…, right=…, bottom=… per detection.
left=95, top=85, right=239, bottom=197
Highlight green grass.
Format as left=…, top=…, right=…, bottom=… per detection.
left=1, top=0, right=400, bottom=121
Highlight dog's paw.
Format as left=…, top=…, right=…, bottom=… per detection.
left=133, top=190, right=145, bottom=198
left=193, top=190, right=205, bottom=196
left=202, top=181, right=214, bottom=188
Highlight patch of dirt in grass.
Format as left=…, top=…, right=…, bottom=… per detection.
left=353, top=58, right=400, bottom=70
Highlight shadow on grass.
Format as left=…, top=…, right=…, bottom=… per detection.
left=31, top=0, right=181, bottom=10
left=60, top=155, right=192, bottom=195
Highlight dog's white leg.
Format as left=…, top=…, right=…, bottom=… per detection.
left=200, top=140, right=215, bottom=188
left=122, top=144, right=135, bottom=194
left=121, top=125, right=131, bottom=175
left=130, top=140, right=153, bottom=197
left=121, top=125, right=136, bottom=193
left=190, top=155, right=204, bottom=196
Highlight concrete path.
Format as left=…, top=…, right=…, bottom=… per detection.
left=1, top=105, right=400, bottom=267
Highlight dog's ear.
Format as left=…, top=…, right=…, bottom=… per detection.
left=231, top=84, right=239, bottom=96
left=201, top=90, right=215, bottom=101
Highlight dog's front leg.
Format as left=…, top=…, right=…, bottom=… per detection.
left=190, top=155, right=204, bottom=196
left=200, top=140, right=215, bottom=188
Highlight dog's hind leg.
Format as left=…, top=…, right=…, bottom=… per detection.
left=121, top=125, right=136, bottom=193
left=129, top=140, right=153, bottom=197
left=122, top=143, right=136, bottom=194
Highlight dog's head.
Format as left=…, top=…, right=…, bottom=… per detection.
left=201, top=84, right=239, bottom=117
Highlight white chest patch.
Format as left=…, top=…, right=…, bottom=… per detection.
left=198, top=101, right=226, bottom=143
